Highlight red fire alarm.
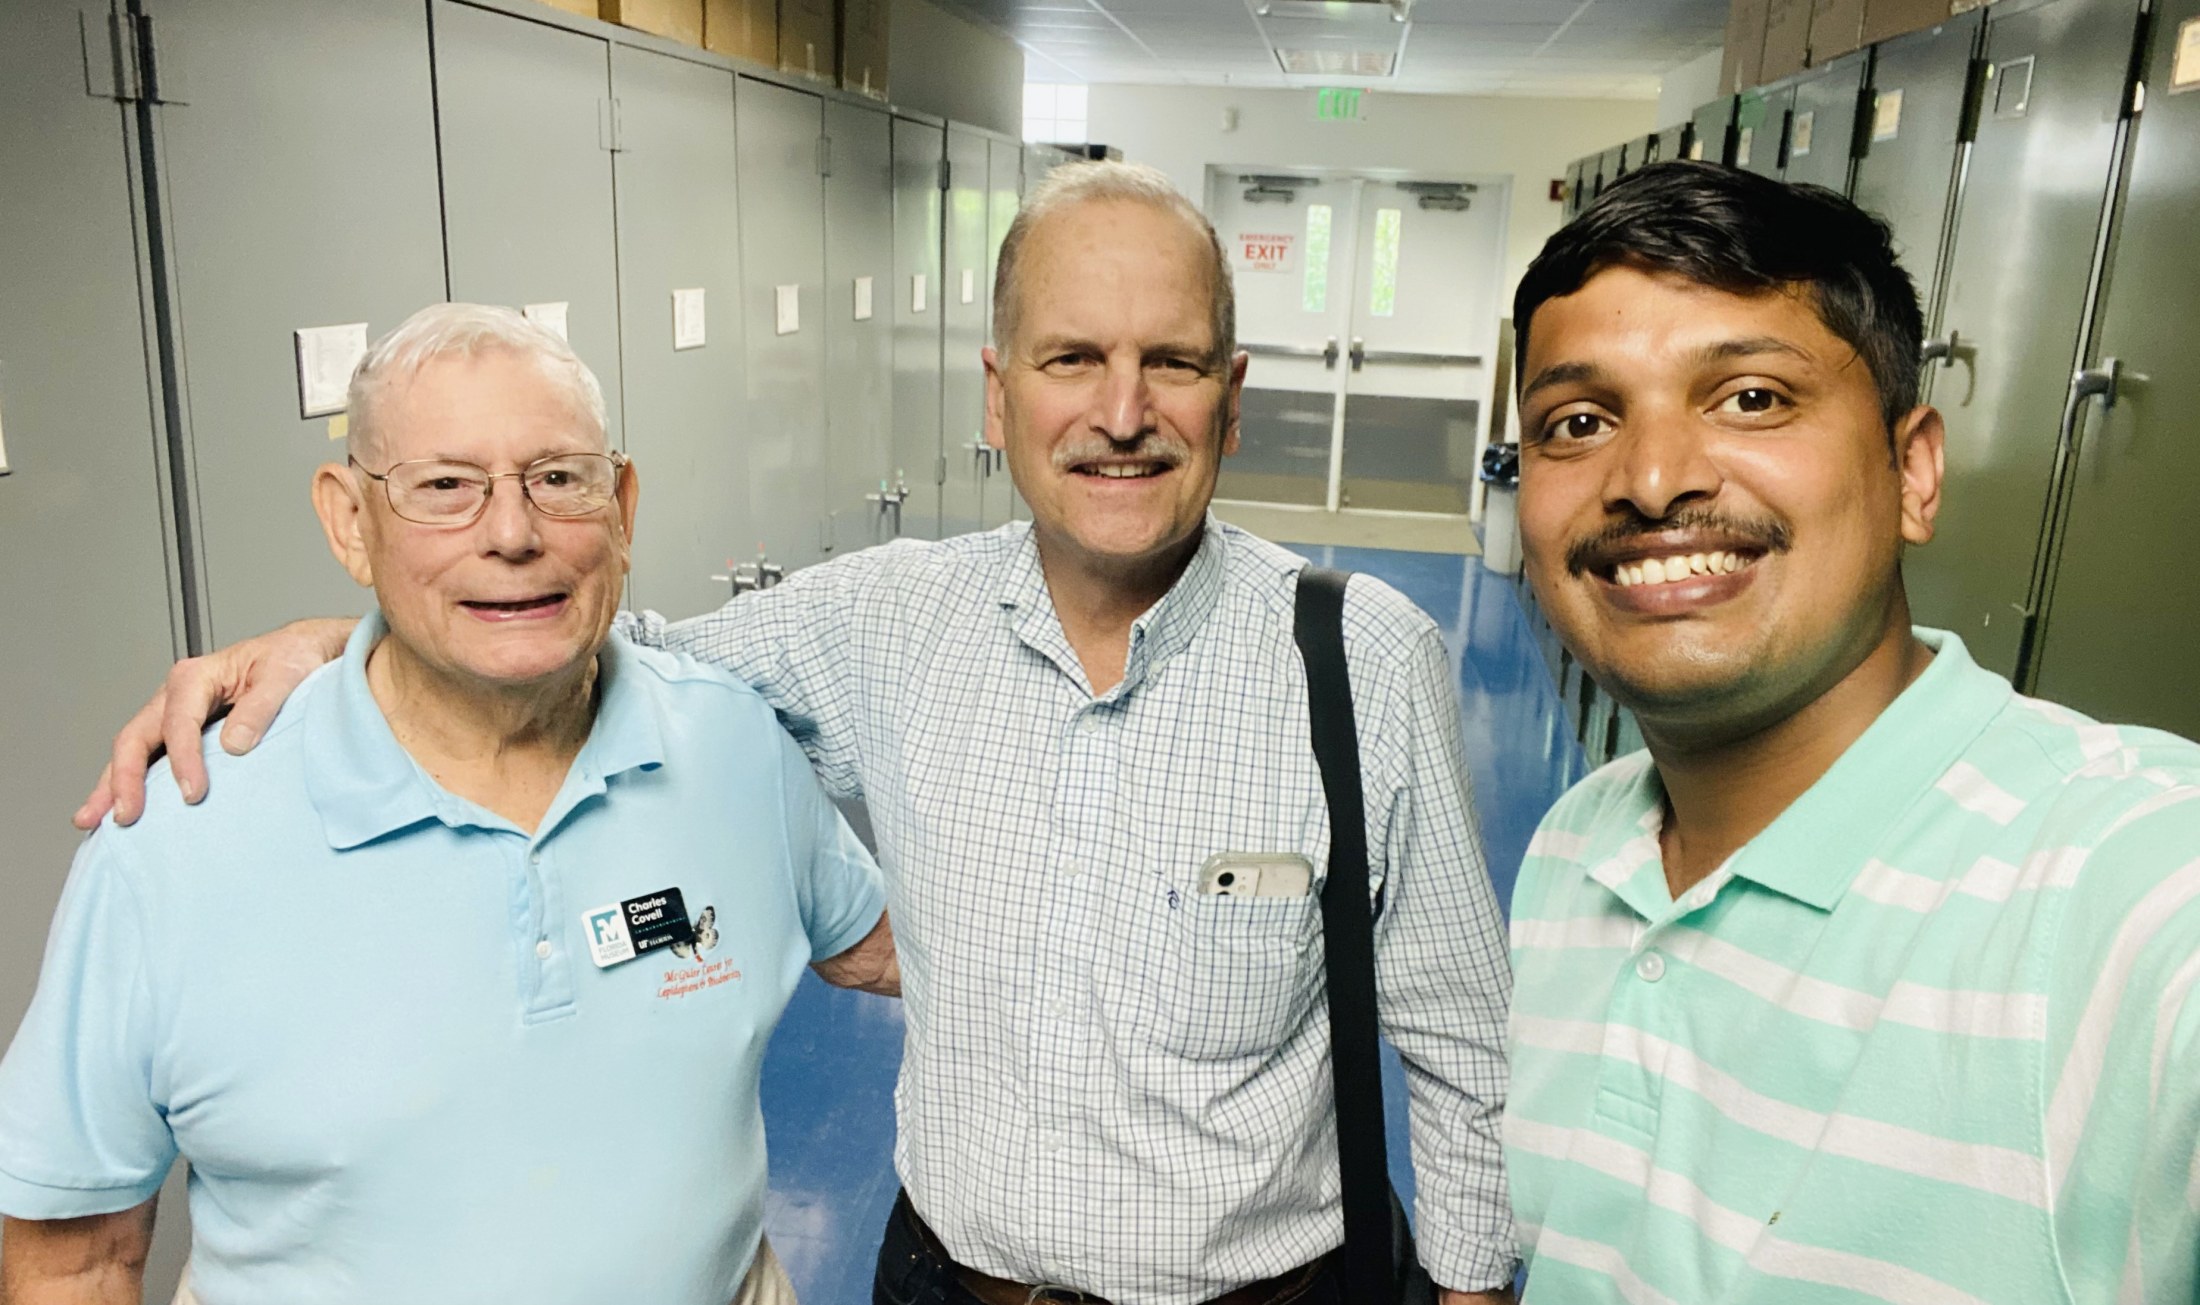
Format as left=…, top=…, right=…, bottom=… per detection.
left=1549, top=178, right=1566, bottom=203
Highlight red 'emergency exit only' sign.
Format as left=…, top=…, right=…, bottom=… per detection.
left=1238, top=232, right=1295, bottom=272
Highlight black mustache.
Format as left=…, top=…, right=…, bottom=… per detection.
left=1565, top=508, right=1793, bottom=576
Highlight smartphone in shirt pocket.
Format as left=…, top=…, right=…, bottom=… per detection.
left=1198, top=852, right=1315, bottom=899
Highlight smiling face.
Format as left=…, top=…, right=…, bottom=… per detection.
left=314, top=348, right=638, bottom=693
left=1516, top=263, right=1943, bottom=743
left=984, top=198, right=1247, bottom=576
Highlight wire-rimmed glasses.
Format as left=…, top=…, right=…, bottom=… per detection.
left=349, top=452, right=628, bottom=526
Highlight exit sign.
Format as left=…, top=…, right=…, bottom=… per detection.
left=1315, top=87, right=1367, bottom=121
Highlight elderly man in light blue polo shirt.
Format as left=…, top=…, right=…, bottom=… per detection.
left=0, top=304, right=893, bottom=1305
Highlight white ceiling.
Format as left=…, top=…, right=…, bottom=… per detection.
left=930, top=0, right=1726, bottom=100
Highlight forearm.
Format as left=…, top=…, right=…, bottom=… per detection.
left=1438, top=1288, right=1515, bottom=1305
left=813, top=912, right=899, bottom=996
left=0, top=1206, right=155, bottom=1305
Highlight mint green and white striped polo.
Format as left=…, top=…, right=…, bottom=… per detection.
left=1506, top=628, right=2200, bottom=1305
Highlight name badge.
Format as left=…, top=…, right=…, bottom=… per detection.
left=583, top=888, right=697, bottom=969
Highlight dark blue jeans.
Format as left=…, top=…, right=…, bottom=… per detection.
left=872, top=1191, right=1346, bottom=1305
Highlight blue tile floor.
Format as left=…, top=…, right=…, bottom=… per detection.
left=756, top=546, right=1585, bottom=1302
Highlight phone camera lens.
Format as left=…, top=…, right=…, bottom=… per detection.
left=1217, top=872, right=1236, bottom=886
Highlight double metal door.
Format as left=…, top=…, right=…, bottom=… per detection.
left=2027, top=0, right=2200, bottom=737
left=1905, top=0, right=2144, bottom=679
left=1217, top=170, right=1501, bottom=516
left=889, top=116, right=947, bottom=540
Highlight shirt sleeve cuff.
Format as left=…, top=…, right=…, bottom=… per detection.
left=0, top=1161, right=166, bottom=1221
left=809, top=886, right=888, bottom=965
left=1422, top=1229, right=1522, bottom=1295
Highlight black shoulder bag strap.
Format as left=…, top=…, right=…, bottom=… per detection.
left=1293, top=565, right=1399, bottom=1302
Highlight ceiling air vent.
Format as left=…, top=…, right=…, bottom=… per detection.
left=1273, top=47, right=1397, bottom=76
left=1258, top=0, right=1412, bottom=19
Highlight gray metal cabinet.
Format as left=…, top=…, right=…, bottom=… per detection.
left=822, top=99, right=897, bottom=557
left=1597, top=145, right=1627, bottom=195
left=986, top=135, right=1028, bottom=525
left=608, top=44, right=748, bottom=620
left=1652, top=123, right=1690, bottom=164
left=433, top=1, right=625, bottom=452
left=0, top=5, right=191, bottom=1294
left=154, top=0, right=447, bottom=645
left=1735, top=82, right=1796, bottom=176
left=2027, top=0, right=2200, bottom=736
left=734, top=75, right=831, bottom=570
left=1692, top=95, right=1737, bottom=164
left=1782, top=51, right=1871, bottom=193
left=1905, top=0, right=2143, bottom=679
left=940, top=124, right=993, bottom=537
left=890, top=115, right=947, bottom=540
left=1849, top=13, right=1984, bottom=333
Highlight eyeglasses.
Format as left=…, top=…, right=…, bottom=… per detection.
left=349, top=452, right=629, bottom=527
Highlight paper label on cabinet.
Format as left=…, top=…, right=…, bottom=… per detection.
left=1688, top=137, right=1704, bottom=161
left=1790, top=110, right=1815, bottom=158
left=1736, top=126, right=1754, bottom=166
left=327, top=413, right=349, bottom=442
left=673, top=288, right=707, bottom=350
left=523, top=302, right=570, bottom=341
left=2174, top=16, right=2200, bottom=92
left=960, top=268, right=977, bottom=304
left=854, top=276, right=875, bottom=321
left=775, top=285, right=801, bottom=336
left=294, top=322, right=369, bottom=419
left=912, top=273, right=928, bottom=314
left=1872, top=89, right=1903, bottom=141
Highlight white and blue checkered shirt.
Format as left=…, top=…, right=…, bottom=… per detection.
left=627, top=517, right=1514, bottom=1302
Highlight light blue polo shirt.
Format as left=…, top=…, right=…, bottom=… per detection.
left=0, top=614, right=886, bottom=1304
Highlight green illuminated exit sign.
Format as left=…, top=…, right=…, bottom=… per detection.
left=1315, top=87, right=1367, bottom=121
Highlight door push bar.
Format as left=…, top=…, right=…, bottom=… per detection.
left=1348, top=337, right=1484, bottom=371
left=1243, top=338, right=1341, bottom=368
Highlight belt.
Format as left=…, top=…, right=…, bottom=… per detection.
left=905, top=1203, right=1329, bottom=1305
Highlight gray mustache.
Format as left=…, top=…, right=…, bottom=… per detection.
left=1051, top=437, right=1192, bottom=471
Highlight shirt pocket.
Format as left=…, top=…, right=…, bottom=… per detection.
left=1155, top=891, right=1324, bottom=1061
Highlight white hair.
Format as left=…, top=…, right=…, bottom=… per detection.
left=346, top=302, right=608, bottom=466
left=992, top=161, right=1236, bottom=365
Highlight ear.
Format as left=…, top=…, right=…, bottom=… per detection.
left=982, top=345, right=1007, bottom=452
left=1894, top=405, right=1944, bottom=547
left=1222, top=349, right=1249, bottom=456
left=614, top=456, right=640, bottom=571
left=312, top=462, right=378, bottom=589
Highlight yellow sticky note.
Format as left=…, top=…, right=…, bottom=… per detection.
left=328, top=413, right=349, bottom=442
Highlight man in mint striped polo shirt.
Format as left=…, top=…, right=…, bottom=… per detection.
left=1502, top=161, right=2200, bottom=1304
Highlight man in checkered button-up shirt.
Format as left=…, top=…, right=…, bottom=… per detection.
left=637, top=164, right=1516, bottom=1305
left=84, top=162, right=1517, bottom=1305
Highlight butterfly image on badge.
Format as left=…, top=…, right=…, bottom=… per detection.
left=671, top=905, right=718, bottom=960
